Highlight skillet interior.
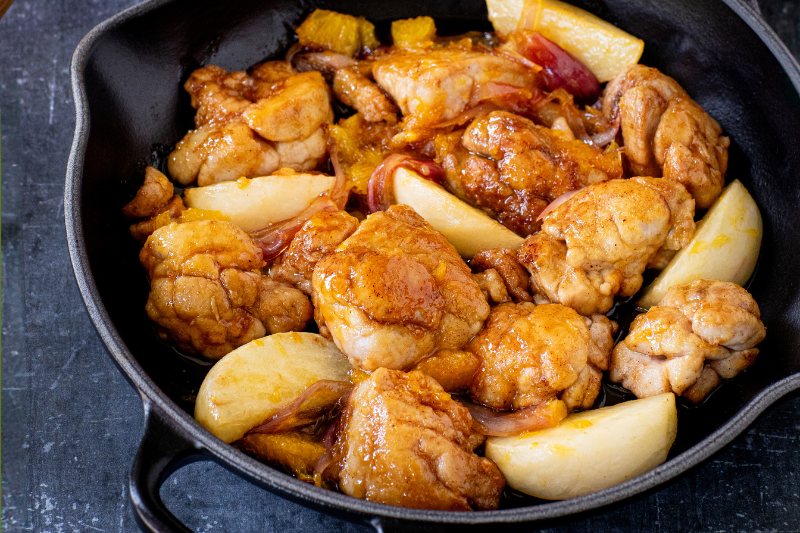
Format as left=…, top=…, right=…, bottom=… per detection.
left=70, top=0, right=800, bottom=525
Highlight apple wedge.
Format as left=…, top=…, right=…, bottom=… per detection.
left=485, top=393, right=677, bottom=500
left=638, top=179, right=762, bottom=309
left=393, top=167, right=525, bottom=258
left=194, top=333, right=351, bottom=443
left=183, top=173, right=335, bottom=232
left=486, top=0, right=644, bottom=82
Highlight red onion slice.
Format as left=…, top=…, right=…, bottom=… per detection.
left=313, top=418, right=342, bottom=481
left=537, top=189, right=580, bottom=221
left=465, top=398, right=567, bottom=437
left=516, top=32, right=600, bottom=102
left=367, top=154, right=445, bottom=213
left=589, top=116, right=621, bottom=148
left=250, top=196, right=338, bottom=261
left=246, top=380, right=353, bottom=436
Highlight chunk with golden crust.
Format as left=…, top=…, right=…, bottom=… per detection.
left=312, top=205, right=490, bottom=371
left=140, top=220, right=311, bottom=359
left=123, top=167, right=174, bottom=219
left=610, top=280, right=765, bottom=402
left=518, top=177, right=695, bottom=315
left=335, top=368, right=505, bottom=510
left=602, top=64, right=729, bottom=208
left=467, top=303, right=614, bottom=412
left=270, top=210, right=360, bottom=295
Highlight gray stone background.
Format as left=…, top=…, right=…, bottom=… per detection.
left=2, top=0, right=799, bottom=531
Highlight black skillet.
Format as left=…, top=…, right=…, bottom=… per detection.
left=65, top=0, right=800, bottom=531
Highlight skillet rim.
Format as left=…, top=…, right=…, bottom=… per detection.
left=65, top=0, right=800, bottom=524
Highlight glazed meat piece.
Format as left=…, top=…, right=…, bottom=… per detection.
left=411, top=349, right=481, bottom=392
left=333, top=67, right=399, bottom=123
left=468, top=302, right=615, bottom=412
left=372, top=47, right=539, bottom=129
left=312, top=205, right=490, bottom=371
left=168, top=64, right=332, bottom=186
left=518, top=177, right=695, bottom=315
left=169, top=121, right=280, bottom=186
left=435, top=111, right=622, bottom=235
left=270, top=210, right=360, bottom=295
left=610, top=280, right=766, bottom=403
left=335, top=368, right=505, bottom=510
left=471, top=248, right=532, bottom=303
left=122, top=167, right=175, bottom=219
left=140, top=220, right=312, bottom=359
left=602, top=64, right=730, bottom=208
left=242, top=71, right=334, bottom=142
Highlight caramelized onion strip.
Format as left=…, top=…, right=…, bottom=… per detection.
left=465, top=398, right=567, bottom=437
left=246, top=380, right=353, bottom=436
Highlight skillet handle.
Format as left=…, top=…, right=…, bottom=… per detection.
left=130, top=399, right=205, bottom=533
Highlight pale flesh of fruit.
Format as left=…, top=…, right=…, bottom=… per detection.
left=638, top=179, right=762, bottom=309
left=393, top=167, right=525, bottom=258
left=184, top=173, right=335, bottom=232
left=485, top=393, right=678, bottom=500
left=486, top=0, right=644, bottom=82
left=194, top=333, right=351, bottom=443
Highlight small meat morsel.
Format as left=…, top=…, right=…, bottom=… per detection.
left=122, top=167, right=174, bottom=219
left=140, top=220, right=312, bottom=359
left=334, top=368, right=505, bottom=510
left=471, top=248, right=532, bottom=303
left=468, top=302, right=615, bottom=412
left=312, top=205, right=490, bottom=371
left=270, top=210, right=360, bottom=296
left=610, top=279, right=766, bottom=403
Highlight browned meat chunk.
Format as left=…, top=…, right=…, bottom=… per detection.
left=335, top=368, right=505, bottom=510
left=467, top=302, right=614, bottom=412
left=312, top=205, right=489, bottom=371
left=603, top=64, right=730, bottom=208
left=270, top=210, right=360, bottom=295
left=518, top=177, right=695, bottom=315
left=140, top=220, right=312, bottom=359
left=435, top=111, right=622, bottom=235
left=610, top=280, right=766, bottom=403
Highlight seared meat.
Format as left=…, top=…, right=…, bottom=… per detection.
left=435, top=111, right=622, bottom=235
left=122, top=167, right=174, bottom=219
left=603, top=64, right=730, bottom=208
left=372, top=47, right=538, bottom=129
left=471, top=248, right=532, bottom=303
left=468, top=302, right=615, bottom=412
left=333, top=67, right=399, bottom=123
left=335, top=368, right=505, bottom=510
left=518, top=177, right=695, bottom=315
left=140, top=220, right=312, bottom=359
left=312, top=205, right=490, bottom=371
left=270, top=210, right=360, bottom=295
left=168, top=65, right=332, bottom=185
left=610, top=279, right=766, bottom=402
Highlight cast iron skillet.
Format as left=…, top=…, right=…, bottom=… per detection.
left=65, top=0, right=800, bottom=531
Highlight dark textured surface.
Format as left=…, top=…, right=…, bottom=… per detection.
left=2, top=1, right=800, bottom=532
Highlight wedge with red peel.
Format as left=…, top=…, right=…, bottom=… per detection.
left=638, top=179, right=762, bottom=309
left=392, top=167, right=525, bottom=258
left=485, top=393, right=677, bottom=500
left=194, top=333, right=351, bottom=443
left=486, top=0, right=644, bottom=82
left=183, top=173, right=335, bottom=232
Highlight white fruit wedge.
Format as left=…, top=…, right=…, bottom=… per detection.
left=393, top=167, right=525, bottom=258
left=194, top=333, right=351, bottom=443
left=638, top=179, right=762, bottom=309
left=183, top=173, right=335, bottom=232
left=485, top=393, right=678, bottom=500
left=486, top=0, right=644, bottom=82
